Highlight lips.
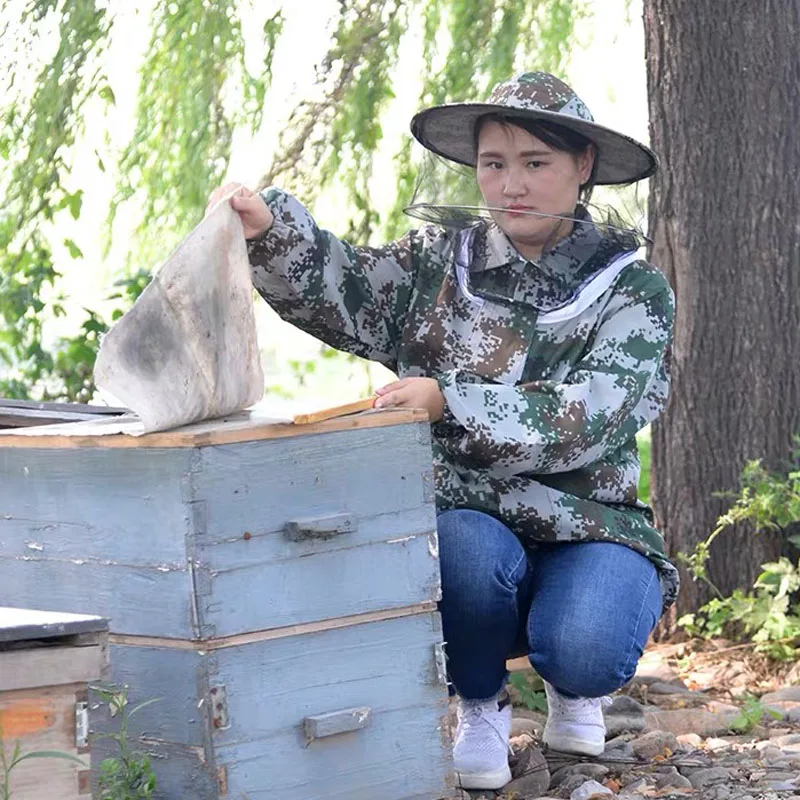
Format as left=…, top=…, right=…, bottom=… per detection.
left=504, top=205, right=536, bottom=215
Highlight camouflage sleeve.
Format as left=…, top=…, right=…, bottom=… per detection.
left=436, top=266, right=674, bottom=475
left=246, top=188, right=416, bottom=368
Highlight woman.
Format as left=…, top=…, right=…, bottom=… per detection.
left=208, top=71, right=678, bottom=791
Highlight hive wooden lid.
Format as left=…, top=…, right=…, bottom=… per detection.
left=0, top=407, right=428, bottom=449
left=0, top=607, right=108, bottom=641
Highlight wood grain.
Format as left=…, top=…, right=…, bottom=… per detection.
left=0, top=685, right=88, bottom=800
left=0, top=408, right=427, bottom=449
left=292, top=397, right=375, bottom=425
left=0, top=644, right=107, bottom=692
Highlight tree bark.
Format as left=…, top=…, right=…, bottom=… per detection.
left=643, top=0, right=800, bottom=622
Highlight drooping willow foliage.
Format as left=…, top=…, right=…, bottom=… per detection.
left=0, top=0, right=583, bottom=401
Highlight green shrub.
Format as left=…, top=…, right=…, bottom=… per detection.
left=677, top=447, right=800, bottom=661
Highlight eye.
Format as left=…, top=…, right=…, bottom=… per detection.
left=479, top=160, right=504, bottom=170
left=527, top=160, right=545, bottom=169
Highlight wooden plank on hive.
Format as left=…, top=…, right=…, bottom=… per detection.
left=0, top=407, right=428, bottom=449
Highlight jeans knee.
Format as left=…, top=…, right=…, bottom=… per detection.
left=437, top=509, right=527, bottom=595
left=529, top=626, right=639, bottom=698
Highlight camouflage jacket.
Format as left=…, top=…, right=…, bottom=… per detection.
left=248, top=188, right=679, bottom=610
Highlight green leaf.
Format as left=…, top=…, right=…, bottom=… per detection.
left=63, top=238, right=84, bottom=259
left=13, top=750, right=87, bottom=767
left=98, top=84, right=116, bottom=105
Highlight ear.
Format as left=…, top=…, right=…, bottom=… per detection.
left=577, top=143, right=596, bottom=184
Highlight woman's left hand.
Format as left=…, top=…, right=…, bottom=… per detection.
left=374, top=377, right=445, bottom=422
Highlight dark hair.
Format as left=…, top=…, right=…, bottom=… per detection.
left=475, top=113, right=599, bottom=204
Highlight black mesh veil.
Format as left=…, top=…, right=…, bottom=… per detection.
left=401, top=151, right=651, bottom=256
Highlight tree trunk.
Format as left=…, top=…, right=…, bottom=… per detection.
left=643, top=0, right=800, bottom=622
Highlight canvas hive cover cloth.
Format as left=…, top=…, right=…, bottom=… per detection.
left=95, top=196, right=264, bottom=433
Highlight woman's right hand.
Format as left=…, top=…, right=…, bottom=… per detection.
left=206, top=183, right=274, bottom=240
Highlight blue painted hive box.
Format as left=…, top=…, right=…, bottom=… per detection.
left=0, top=408, right=455, bottom=799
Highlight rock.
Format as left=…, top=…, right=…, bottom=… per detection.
left=510, top=732, right=536, bottom=752
left=630, top=730, right=680, bottom=759
left=708, top=786, right=732, bottom=800
left=603, top=695, right=646, bottom=737
left=602, top=738, right=634, bottom=758
left=655, top=771, right=693, bottom=790
left=557, top=774, right=594, bottom=798
left=763, top=770, right=798, bottom=780
left=512, top=716, right=542, bottom=736
left=632, top=651, right=681, bottom=685
left=549, top=763, right=610, bottom=788
left=760, top=686, right=800, bottom=703
left=757, top=744, right=784, bottom=761
left=704, top=736, right=734, bottom=751
left=771, top=732, right=800, bottom=747
left=569, top=779, right=613, bottom=800
left=766, top=780, right=799, bottom=791
left=788, top=707, right=800, bottom=724
left=759, top=687, right=800, bottom=721
left=676, top=732, right=703, bottom=749
left=646, top=681, right=696, bottom=695
left=643, top=707, right=739, bottom=736
left=687, top=767, right=733, bottom=789
left=507, top=745, right=550, bottom=796
left=606, top=694, right=645, bottom=713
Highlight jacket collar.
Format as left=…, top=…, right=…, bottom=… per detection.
left=477, top=207, right=604, bottom=286
left=465, top=209, right=616, bottom=311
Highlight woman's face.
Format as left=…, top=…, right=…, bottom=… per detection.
left=476, top=120, right=594, bottom=260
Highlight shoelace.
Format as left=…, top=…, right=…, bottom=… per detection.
left=459, top=702, right=513, bottom=754
left=548, top=692, right=612, bottom=721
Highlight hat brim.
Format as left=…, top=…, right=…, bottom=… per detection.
left=410, top=103, right=657, bottom=185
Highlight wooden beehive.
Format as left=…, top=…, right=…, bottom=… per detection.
left=0, top=409, right=455, bottom=799
left=0, top=607, right=109, bottom=800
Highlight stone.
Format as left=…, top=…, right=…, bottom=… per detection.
left=557, top=774, right=594, bottom=798
left=655, top=771, right=693, bottom=790
left=687, top=767, right=733, bottom=789
left=512, top=716, right=543, bottom=736
left=569, top=780, right=613, bottom=800
left=510, top=732, right=536, bottom=752
left=630, top=730, right=680, bottom=759
left=549, top=763, right=610, bottom=788
left=644, top=707, right=740, bottom=736
left=758, top=744, right=785, bottom=761
left=603, top=695, right=646, bottom=737
left=759, top=687, right=800, bottom=721
left=602, top=738, right=634, bottom=758
left=507, top=745, right=550, bottom=796
left=709, top=785, right=732, bottom=800
left=767, top=780, right=799, bottom=791
left=676, top=732, right=703, bottom=748
left=760, top=686, right=800, bottom=703
left=632, top=651, right=681, bottom=685
left=771, top=732, right=800, bottom=746
left=705, top=736, right=734, bottom=751
left=646, top=681, right=696, bottom=695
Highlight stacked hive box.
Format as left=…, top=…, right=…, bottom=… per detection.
left=0, top=607, right=108, bottom=799
left=0, top=409, right=454, bottom=799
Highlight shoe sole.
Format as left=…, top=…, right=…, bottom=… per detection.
left=543, top=730, right=605, bottom=757
left=455, top=763, right=512, bottom=790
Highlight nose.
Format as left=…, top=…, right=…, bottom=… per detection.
left=502, top=166, right=528, bottom=198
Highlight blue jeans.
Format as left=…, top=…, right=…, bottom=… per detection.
left=437, top=509, right=662, bottom=700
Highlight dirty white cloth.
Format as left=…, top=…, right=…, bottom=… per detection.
left=94, top=197, right=264, bottom=433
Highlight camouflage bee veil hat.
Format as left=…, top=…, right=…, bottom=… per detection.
left=410, top=72, right=657, bottom=186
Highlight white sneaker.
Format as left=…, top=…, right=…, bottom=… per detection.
left=543, top=681, right=608, bottom=756
left=453, top=694, right=512, bottom=790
